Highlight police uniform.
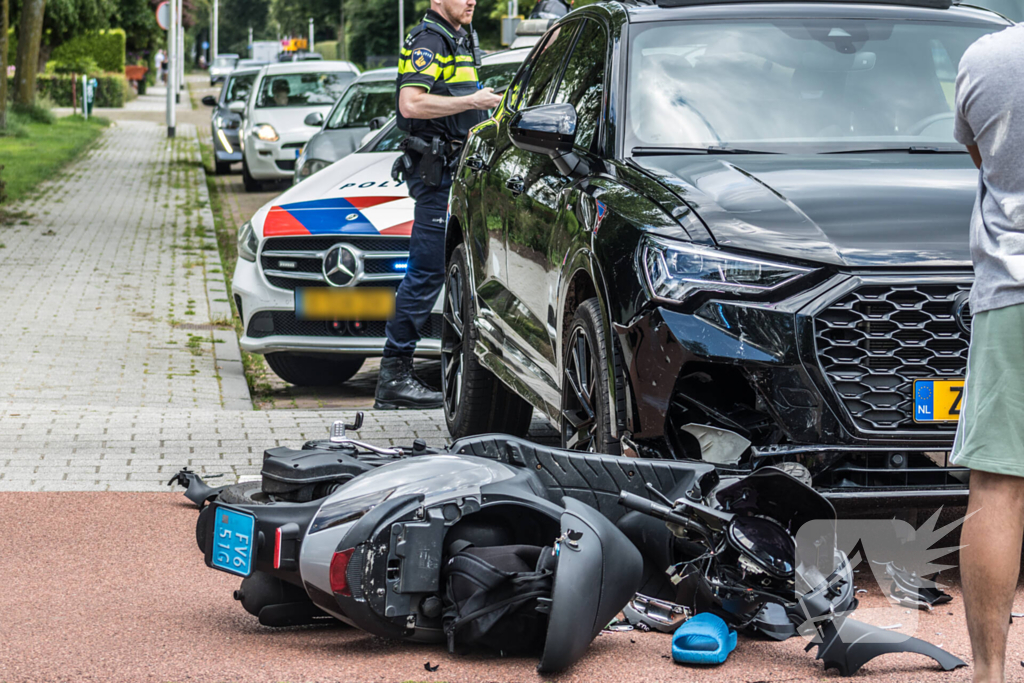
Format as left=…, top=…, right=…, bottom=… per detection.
left=375, top=11, right=485, bottom=408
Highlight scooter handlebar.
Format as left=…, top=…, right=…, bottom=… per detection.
left=617, top=491, right=714, bottom=539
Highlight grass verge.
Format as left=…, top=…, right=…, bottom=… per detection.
left=0, top=114, right=110, bottom=206
left=197, top=134, right=273, bottom=400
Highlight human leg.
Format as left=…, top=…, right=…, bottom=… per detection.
left=960, top=470, right=1024, bottom=683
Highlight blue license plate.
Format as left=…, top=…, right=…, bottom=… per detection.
left=295, top=149, right=301, bottom=159
left=212, top=506, right=256, bottom=576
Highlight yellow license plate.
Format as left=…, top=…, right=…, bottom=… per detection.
left=295, top=287, right=395, bottom=321
left=912, top=379, right=964, bottom=423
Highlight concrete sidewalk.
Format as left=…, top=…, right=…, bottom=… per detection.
left=0, top=119, right=469, bottom=490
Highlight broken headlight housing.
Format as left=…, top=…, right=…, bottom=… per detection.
left=642, top=235, right=811, bottom=303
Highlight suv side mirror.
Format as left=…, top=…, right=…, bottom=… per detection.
left=509, top=103, right=588, bottom=176
left=228, top=100, right=246, bottom=114
left=368, top=116, right=387, bottom=131
left=304, top=111, right=325, bottom=127
left=202, top=95, right=218, bottom=107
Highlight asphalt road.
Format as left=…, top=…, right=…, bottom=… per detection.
left=3, top=492, right=1022, bottom=683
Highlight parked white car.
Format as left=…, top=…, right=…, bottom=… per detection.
left=241, top=61, right=360, bottom=192
left=231, top=49, right=530, bottom=386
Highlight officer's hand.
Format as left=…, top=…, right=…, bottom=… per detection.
left=468, top=87, right=503, bottom=111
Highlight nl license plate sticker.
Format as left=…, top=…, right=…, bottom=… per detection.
left=212, top=506, right=256, bottom=576
left=913, top=379, right=964, bottom=423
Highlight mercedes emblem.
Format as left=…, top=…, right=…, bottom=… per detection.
left=322, top=244, right=362, bottom=287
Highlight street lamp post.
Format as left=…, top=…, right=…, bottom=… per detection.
left=398, top=0, right=404, bottom=52
left=309, top=17, right=314, bottom=52
left=248, top=26, right=253, bottom=57
left=212, top=0, right=218, bottom=59
left=166, top=0, right=176, bottom=136
left=177, top=0, right=184, bottom=99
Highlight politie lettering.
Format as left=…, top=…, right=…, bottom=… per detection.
left=339, top=179, right=405, bottom=191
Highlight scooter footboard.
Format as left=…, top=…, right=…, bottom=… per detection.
left=449, top=435, right=718, bottom=523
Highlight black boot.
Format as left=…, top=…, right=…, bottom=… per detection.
left=374, top=356, right=443, bottom=410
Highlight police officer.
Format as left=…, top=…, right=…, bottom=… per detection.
left=374, top=0, right=501, bottom=409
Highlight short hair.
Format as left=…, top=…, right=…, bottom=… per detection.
left=272, top=79, right=290, bottom=94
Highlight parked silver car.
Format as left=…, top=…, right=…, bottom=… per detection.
left=294, top=68, right=397, bottom=184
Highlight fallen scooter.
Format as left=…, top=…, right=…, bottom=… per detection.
left=174, top=414, right=965, bottom=675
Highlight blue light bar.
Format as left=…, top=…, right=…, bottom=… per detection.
left=393, top=261, right=408, bottom=271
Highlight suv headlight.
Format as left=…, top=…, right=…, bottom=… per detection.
left=642, top=235, right=811, bottom=303
left=237, top=220, right=259, bottom=262
left=255, top=124, right=278, bottom=142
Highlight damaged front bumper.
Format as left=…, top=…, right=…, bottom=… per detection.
left=616, top=272, right=971, bottom=510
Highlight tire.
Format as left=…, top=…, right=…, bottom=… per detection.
left=242, top=155, right=262, bottom=192
left=218, top=480, right=274, bottom=505
left=215, top=160, right=232, bottom=175
left=443, top=243, right=533, bottom=439
left=560, top=298, right=620, bottom=454
left=265, top=353, right=365, bottom=387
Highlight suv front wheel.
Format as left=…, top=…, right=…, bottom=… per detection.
left=561, top=298, right=620, bottom=454
left=443, top=243, right=533, bottom=438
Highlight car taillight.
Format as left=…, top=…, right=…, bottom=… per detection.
left=329, top=548, right=355, bottom=596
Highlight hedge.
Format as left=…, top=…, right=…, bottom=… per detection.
left=51, top=29, right=126, bottom=74
left=7, top=73, right=131, bottom=108
left=315, top=41, right=340, bottom=61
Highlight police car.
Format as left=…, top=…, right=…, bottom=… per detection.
left=231, top=48, right=530, bottom=387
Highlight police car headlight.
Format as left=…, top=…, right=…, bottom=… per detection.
left=237, top=221, right=259, bottom=262
left=642, top=236, right=812, bottom=302
left=255, top=124, right=279, bottom=142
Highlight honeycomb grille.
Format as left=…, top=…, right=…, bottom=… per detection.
left=814, top=283, right=971, bottom=432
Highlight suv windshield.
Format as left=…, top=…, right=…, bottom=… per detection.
left=627, top=19, right=998, bottom=153
left=256, top=71, right=356, bottom=108
left=327, top=80, right=397, bottom=128
left=223, top=73, right=256, bottom=103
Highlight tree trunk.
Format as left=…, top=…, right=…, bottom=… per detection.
left=1, top=0, right=9, bottom=129
left=14, top=0, right=46, bottom=107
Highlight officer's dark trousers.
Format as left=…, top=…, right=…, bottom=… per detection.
left=383, top=169, right=451, bottom=358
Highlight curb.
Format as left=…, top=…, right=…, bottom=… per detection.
left=188, top=126, right=253, bottom=411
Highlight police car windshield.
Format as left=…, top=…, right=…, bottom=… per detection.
left=224, top=74, right=255, bottom=103
left=256, top=71, right=356, bottom=108
left=627, top=19, right=999, bottom=154
left=327, top=81, right=397, bottom=128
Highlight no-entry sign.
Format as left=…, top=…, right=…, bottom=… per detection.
left=156, top=1, right=170, bottom=30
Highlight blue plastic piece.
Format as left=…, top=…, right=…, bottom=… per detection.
left=671, top=613, right=738, bottom=665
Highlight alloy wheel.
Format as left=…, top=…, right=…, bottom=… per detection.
left=441, top=262, right=465, bottom=421
left=561, top=327, right=598, bottom=451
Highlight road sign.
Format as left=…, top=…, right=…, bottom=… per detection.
left=156, top=1, right=170, bottom=30
left=202, top=40, right=209, bottom=50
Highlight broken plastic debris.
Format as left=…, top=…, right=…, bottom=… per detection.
left=856, top=589, right=867, bottom=595
left=424, top=662, right=440, bottom=672
left=880, top=624, right=903, bottom=630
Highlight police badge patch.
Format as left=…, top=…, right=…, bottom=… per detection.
left=411, top=48, right=434, bottom=72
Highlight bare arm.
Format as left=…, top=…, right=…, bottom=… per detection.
left=967, top=144, right=982, bottom=169
left=398, top=85, right=502, bottom=120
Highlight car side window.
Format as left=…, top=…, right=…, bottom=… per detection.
left=511, top=21, right=583, bottom=111
left=553, top=20, right=607, bottom=152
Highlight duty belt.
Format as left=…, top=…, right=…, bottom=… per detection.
left=391, top=135, right=463, bottom=187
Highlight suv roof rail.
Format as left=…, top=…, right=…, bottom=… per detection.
left=643, top=0, right=954, bottom=8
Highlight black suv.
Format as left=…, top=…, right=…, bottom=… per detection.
left=443, top=0, right=1009, bottom=508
